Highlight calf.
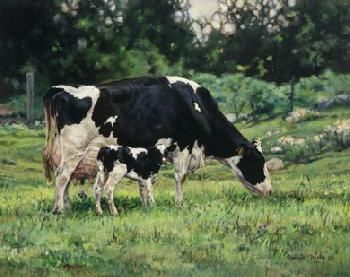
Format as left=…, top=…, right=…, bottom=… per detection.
left=93, top=145, right=167, bottom=216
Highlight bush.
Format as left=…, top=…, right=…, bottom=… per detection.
left=8, top=95, right=43, bottom=120
left=295, top=71, right=350, bottom=107
left=193, top=73, right=285, bottom=118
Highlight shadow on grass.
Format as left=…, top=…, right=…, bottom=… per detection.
left=34, top=193, right=178, bottom=215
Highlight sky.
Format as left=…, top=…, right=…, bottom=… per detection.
left=189, top=0, right=219, bottom=19
left=189, top=0, right=236, bottom=37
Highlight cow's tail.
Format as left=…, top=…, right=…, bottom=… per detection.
left=42, top=88, right=60, bottom=182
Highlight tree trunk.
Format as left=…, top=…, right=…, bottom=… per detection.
left=289, top=77, right=295, bottom=113
left=26, top=72, right=35, bottom=128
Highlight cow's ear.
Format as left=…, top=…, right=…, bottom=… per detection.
left=236, top=144, right=249, bottom=156
left=252, top=137, right=263, bottom=153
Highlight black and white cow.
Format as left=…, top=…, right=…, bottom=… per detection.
left=93, top=145, right=167, bottom=216
left=43, top=76, right=272, bottom=214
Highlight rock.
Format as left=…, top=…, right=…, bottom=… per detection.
left=314, top=100, right=333, bottom=110
left=278, top=136, right=306, bottom=146
left=335, top=94, right=350, bottom=104
left=265, top=130, right=280, bottom=137
left=266, top=158, right=284, bottom=171
left=270, top=146, right=283, bottom=153
left=286, top=108, right=319, bottom=123
left=315, top=94, right=350, bottom=110
left=225, top=113, right=237, bottom=122
left=323, top=119, right=350, bottom=147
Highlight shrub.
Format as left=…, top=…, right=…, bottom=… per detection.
left=192, top=73, right=285, bottom=117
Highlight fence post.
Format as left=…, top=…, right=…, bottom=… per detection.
left=26, top=72, right=35, bottom=128
left=289, top=76, right=295, bottom=113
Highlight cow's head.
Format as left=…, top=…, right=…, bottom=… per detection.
left=224, top=138, right=272, bottom=197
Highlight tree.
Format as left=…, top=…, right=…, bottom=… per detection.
left=0, top=0, right=59, bottom=78
left=122, top=0, right=194, bottom=64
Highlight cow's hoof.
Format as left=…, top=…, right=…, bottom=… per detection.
left=52, top=207, right=63, bottom=215
left=63, top=201, right=71, bottom=210
left=110, top=208, right=119, bottom=217
left=175, top=198, right=183, bottom=206
left=95, top=208, right=103, bottom=216
left=145, top=197, right=155, bottom=206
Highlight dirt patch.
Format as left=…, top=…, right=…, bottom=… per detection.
left=0, top=104, right=22, bottom=124
left=0, top=104, right=17, bottom=116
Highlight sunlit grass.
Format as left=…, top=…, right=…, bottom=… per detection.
left=0, top=113, right=350, bottom=275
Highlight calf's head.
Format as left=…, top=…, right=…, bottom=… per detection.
left=224, top=138, right=272, bottom=197
left=148, top=145, right=168, bottom=166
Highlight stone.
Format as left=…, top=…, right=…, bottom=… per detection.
left=266, top=158, right=284, bottom=171
left=270, top=146, right=283, bottom=153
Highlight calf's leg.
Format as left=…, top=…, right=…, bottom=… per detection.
left=104, top=164, right=127, bottom=216
left=139, top=178, right=155, bottom=206
left=93, top=170, right=106, bottom=215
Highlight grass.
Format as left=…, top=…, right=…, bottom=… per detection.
left=0, top=109, right=350, bottom=276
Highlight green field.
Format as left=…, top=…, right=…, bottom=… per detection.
left=1, top=111, right=350, bottom=276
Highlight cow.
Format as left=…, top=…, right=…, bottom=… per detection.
left=93, top=144, right=167, bottom=216
left=43, top=76, right=272, bottom=214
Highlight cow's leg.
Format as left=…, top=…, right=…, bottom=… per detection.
left=52, top=173, right=69, bottom=214
left=63, top=182, right=71, bottom=209
left=93, top=170, right=106, bottom=216
left=146, top=178, right=155, bottom=205
left=52, top=158, right=81, bottom=214
left=173, top=147, right=191, bottom=204
left=104, top=164, right=127, bottom=216
left=139, top=178, right=155, bottom=206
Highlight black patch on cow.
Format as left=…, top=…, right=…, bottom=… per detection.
left=237, top=148, right=266, bottom=185
left=93, top=77, right=214, bottom=152
left=97, top=146, right=164, bottom=179
left=45, top=88, right=92, bottom=132
left=51, top=77, right=256, bottom=160
left=196, top=86, right=248, bottom=157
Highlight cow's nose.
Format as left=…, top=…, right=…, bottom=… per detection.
left=267, top=189, right=272, bottom=196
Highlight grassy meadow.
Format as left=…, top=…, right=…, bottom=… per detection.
left=0, top=109, right=350, bottom=276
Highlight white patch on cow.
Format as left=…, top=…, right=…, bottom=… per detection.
left=58, top=86, right=117, bottom=165
left=102, top=115, right=118, bottom=138
left=223, top=156, right=272, bottom=196
left=253, top=138, right=263, bottom=153
left=54, top=85, right=100, bottom=100
left=193, top=102, right=201, bottom=112
left=166, top=76, right=200, bottom=93
left=156, top=144, right=167, bottom=153
left=224, top=156, right=242, bottom=173
left=125, top=170, right=141, bottom=181
left=105, top=116, right=118, bottom=125
left=250, top=165, right=271, bottom=195
left=129, top=148, right=148, bottom=159
left=156, top=138, right=172, bottom=147
left=97, top=160, right=104, bottom=172
left=187, top=141, right=205, bottom=173
left=108, top=145, right=119, bottom=151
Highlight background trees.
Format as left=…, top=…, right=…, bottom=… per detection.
left=0, top=0, right=349, bottom=117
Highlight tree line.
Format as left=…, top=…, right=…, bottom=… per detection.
left=0, top=0, right=349, bottom=97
